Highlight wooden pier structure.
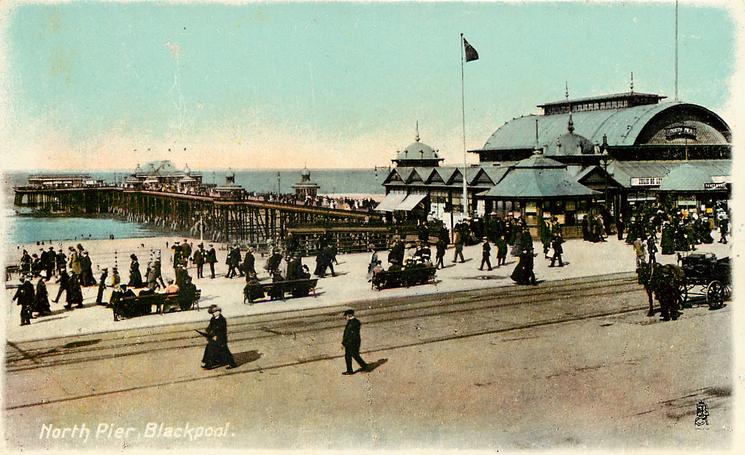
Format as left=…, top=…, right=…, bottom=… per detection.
left=13, top=186, right=390, bottom=253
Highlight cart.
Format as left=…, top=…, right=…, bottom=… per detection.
left=677, top=253, right=731, bottom=309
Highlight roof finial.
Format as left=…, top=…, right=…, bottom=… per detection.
left=415, top=121, right=420, bottom=142
left=565, top=81, right=569, bottom=102
left=630, top=71, right=634, bottom=93
left=567, top=112, right=575, bottom=134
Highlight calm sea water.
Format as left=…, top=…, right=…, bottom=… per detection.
left=3, top=168, right=386, bottom=244
left=6, top=216, right=161, bottom=245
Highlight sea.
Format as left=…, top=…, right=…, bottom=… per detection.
left=2, top=169, right=386, bottom=245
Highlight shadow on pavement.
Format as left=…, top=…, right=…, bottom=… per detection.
left=63, top=338, right=102, bottom=349
left=234, top=349, right=262, bottom=367
left=363, top=358, right=388, bottom=372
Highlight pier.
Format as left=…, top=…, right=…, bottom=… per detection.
left=13, top=165, right=389, bottom=253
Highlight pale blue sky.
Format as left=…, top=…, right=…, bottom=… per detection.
left=0, top=1, right=736, bottom=170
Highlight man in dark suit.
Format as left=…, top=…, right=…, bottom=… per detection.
left=206, top=244, right=217, bottom=279
left=341, top=309, right=368, bottom=375
left=193, top=244, right=205, bottom=279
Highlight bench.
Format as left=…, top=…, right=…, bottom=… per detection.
left=5, top=265, right=20, bottom=281
left=243, top=278, right=318, bottom=304
left=372, top=264, right=436, bottom=290
left=111, top=288, right=201, bottom=321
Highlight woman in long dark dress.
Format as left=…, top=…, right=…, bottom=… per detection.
left=128, top=254, right=143, bottom=288
left=66, top=272, right=84, bottom=309
left=34, top=277, right=52, bottom=315
left=201, top=305, right=237, bottom=370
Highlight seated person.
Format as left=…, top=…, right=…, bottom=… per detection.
left=164, top=279, right=179, bottom=294
left=270, top=270, right=285, bottom=300
left=244, top=272, right=265, bottom=303
left=120, top=284, right=136, bottom=299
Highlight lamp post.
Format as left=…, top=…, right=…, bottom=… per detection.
left=599, top=134, right=610, bottom=214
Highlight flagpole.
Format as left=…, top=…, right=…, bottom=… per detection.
left=460, top=33, right=468, bottom=218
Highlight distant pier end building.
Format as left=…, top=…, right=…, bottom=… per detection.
left=379, top=91, right=731, bottom=231
left=292, top=166, right=321, bottom=199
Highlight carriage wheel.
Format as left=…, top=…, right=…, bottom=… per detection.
left=678, top=284, right=690, bottom=308
left=706, top=280, right=724, bottom=309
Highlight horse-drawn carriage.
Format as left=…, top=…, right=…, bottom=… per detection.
left=371, top=259, right=436, bottom=290
left=677, top=253, right=731, bottom=309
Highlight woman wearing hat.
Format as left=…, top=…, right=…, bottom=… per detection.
left=128, top=254, right=143, bottom=288
left=201, top=305, right=237, bottom=370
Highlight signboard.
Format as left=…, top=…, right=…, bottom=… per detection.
left=630, top=177, right=662, bottom=187
left=704, top=182, right=728, bottom=190
left=665, top=124, right=697, bottom=141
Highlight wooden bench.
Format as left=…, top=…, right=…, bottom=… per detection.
left=111, top=288, right=201, bottom=321
left=243, top=278, right=318, bottom=304
left=5, top=265, right=20, bottom=281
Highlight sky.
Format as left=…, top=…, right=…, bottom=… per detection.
left=0, top=0, right=738, bottom=171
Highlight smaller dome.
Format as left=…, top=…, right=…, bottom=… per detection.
left=546, top=114, right=595, bottom=156
left=396, top=139, right=439, bottom=161
left=301, top=166, right=311, bottom=177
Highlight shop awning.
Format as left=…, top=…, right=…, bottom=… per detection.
left=374, top=192, right=407, bottom=211
left=396, top=193, right=427, bottom=211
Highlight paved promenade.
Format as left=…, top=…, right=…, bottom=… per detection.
left=4, top=232, right=732, bottom=343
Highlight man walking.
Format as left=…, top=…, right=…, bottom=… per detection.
left=53, top=268, right=70, bottom=303
left=13, top=275, right=35, bottom=326
left=452, top=229, right=465, bottom=263
left=341, top=309, right=368, bottom=375
left=479, top=237, right=492, bottom=271
left=434, top=237, right=446, bottom=269
left=549, top=234, right=564, bottom=267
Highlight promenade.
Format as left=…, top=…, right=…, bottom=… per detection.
left=4, top=233, right=732, bottom=343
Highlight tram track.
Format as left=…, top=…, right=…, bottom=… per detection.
left=6, top=272, right=638, bottom=373
left=6, top=281, right=650, bottom=411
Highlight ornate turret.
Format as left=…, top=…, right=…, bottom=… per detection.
left=391, top=124, right=445, bottom=167
left=293, top=166, right=320, bottom=198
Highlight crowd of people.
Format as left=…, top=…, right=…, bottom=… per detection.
left=13, top=243, right=100, bottom=325
left=12, top=199, right=730, bottom=327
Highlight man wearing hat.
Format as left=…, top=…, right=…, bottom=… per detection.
left=206, top=244, right=217, bottom=279
left=12, top=275, right=35, bottom=326
left=201, top=305, right=237, bottom=370
left=193, top=244, right=205, bottom=279
left=479, top=237, right=492, bottom=271
left=341, top=309, right=369, bottom=375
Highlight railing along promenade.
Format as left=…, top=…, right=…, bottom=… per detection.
left=13, top=184, right=384, bottom=248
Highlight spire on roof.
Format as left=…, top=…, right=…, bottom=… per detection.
left=567, top=112, right=575, bottom=134
left=630, top=71, right=634, bottom=93
left=565, top=81, right=569, bottom=102
left=415, top=121, right=420, bottom=142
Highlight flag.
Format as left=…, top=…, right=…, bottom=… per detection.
left=463, top=37, right=479, bottom=62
